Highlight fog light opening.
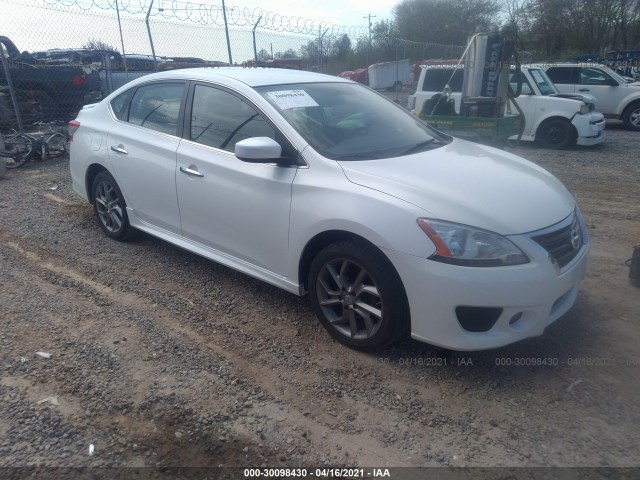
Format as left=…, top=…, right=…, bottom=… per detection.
left=456, top=306, right=502, bottom=333
left=509, top=312, right=523, bottom=326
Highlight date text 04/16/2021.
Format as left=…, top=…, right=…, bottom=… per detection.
left=243, top=468, right=392, bottom=478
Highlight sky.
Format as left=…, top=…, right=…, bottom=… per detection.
left=229, top=0, right=395, bottom=29
left=2, top=0, right=396, bottom=62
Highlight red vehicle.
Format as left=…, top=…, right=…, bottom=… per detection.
left=338, top=68, right=367, bottom=84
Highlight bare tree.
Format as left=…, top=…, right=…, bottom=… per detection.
left=82, top=39, right=118, bottom=51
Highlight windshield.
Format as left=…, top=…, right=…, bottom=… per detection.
left=527, top=68, right=558, bottom=95
left=257, top=82, right=448, bottom=160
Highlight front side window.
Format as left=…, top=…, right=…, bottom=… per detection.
left=509, top=70, right=534, bottom=95
left=579, top=67, right=611, bottom=85
left=190, top=85, right=275, bottom=152
left=127, top=83, right=184, bottom=135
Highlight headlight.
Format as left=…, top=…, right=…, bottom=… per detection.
left=417, top=219, right=530, bottom=267
left=579, top=103, right=590, bottom=114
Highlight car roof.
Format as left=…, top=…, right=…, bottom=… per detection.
left=531, top=62, right=609, bottom=69
left=136, top=67, right=350, bottom=87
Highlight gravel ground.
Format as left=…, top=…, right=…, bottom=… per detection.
left=0, top=118, right=639, bottom=476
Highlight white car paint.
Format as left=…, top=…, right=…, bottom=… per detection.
left=408, top=65, right=605, bottom=146
left=70, top=67, right=589, bottom=351
left=538, top=62, right=640, bottom=129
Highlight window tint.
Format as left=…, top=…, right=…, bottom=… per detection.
left=545, top=67, right=576, bottom=84
left=422, top=69, right=464, bottom=92
left=128, top=83, right=184, bottom=135
left=190, top=85, right=275, bottom=152
left=110, top=89, right=134, bottom=121
left=579, top=67, right=611, bottom=85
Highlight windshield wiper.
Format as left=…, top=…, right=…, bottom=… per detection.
left=401, top=139, right=437, bottom=155
left=336, top=152, right=387, bottom=160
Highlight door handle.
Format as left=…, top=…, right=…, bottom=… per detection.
left=110, top=145, right=128, bottom=154
left=578, top=88, right=590, bottom=92
left=179, top=165, right=204, bottom=177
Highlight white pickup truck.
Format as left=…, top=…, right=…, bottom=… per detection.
left=408, top=64, right=606, bottom=148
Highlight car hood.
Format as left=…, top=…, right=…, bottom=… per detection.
left=549, top=92, right=596, bottom=106
left=338, top=139, right=575, bottom=235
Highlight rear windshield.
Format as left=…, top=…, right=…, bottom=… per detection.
left=422, top=68, right=464, bottom=92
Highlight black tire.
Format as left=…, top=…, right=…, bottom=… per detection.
left=622, top=101, right=640, bottom=131
left=3, top=134, right=34, bottom=169
left=308, top=240, right=409, bottom=350
left=535, top=118, right=576, bottom=149
left=393, top=81, right=403, bottom=92
left=91, top=171, right=132, bottom=241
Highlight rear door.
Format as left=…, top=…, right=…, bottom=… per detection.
left=107, top=81, right=186, bottom=234
left=544, top=66, right=578, bottom=94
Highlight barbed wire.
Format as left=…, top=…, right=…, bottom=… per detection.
left=39, top=0, right=369, bottom=36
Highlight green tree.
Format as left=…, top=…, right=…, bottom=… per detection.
left=392, top=0, right=500, bottom=45
left=331, top=34, right=352, bottom=60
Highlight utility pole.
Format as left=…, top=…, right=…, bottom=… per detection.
left=363, top=13, right=376, bottom=85
left=318, top=27, right=329, bottom=73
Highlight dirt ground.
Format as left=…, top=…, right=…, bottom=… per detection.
left=0, top=119, right=639, bottom=476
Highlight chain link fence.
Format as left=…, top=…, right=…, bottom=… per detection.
left=1, top=0, right=463, bottom=133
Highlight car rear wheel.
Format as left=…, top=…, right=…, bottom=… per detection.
left=308, top=240, right=409, bottom=350
left=92, top=171, right=132, bottom=240
left=622, top=101, right=640, bottom=131
left=536, top=118, right=576, bottom=149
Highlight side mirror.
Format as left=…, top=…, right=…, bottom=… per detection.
left=235, top=137, right=283, bottom=163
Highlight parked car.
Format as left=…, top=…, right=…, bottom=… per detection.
left=540, top=62, right=640, bottom=130
left=69, top=68, right=588, bottom=351
left=337, top=68, right=367, bottom=84
left=408, top=64, right=605, bottom=148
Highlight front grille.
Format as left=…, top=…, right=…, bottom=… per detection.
left=531, top=213, right=583, bottom=269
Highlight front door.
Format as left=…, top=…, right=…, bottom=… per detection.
left=176, top=83, right=297, bottom=276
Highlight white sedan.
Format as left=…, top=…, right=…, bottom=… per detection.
left=69, top=67, right=588, bottom=351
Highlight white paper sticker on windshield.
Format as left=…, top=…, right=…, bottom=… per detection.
left=530, top=69, right=545, bottom=84
left=267, top=90, right=319, bottom=110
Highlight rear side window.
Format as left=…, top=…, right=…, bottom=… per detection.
left=110, top=89, right=134, bottom=121
left=189, top=84, right=275, bottom=153
left=422, top=69, right=464, bottom=92
left=546, top=67, right=577, bottom=84
left=127, top=83, right=184, bottom=135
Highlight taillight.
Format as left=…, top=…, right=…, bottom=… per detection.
left=72, top=74, right=87, bottom=87
left=68, top=120, right=80, bottom=141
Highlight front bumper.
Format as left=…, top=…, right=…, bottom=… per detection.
left=384, top=218, right=589, bottom=351
left=572, top=111, right=605, bottom=146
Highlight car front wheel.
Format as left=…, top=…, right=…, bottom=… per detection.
left=308, top=240, right=409, bottom=350
left=92, top=171, right=132, bottom=240
left=536, top=118, right=577, bottom=149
